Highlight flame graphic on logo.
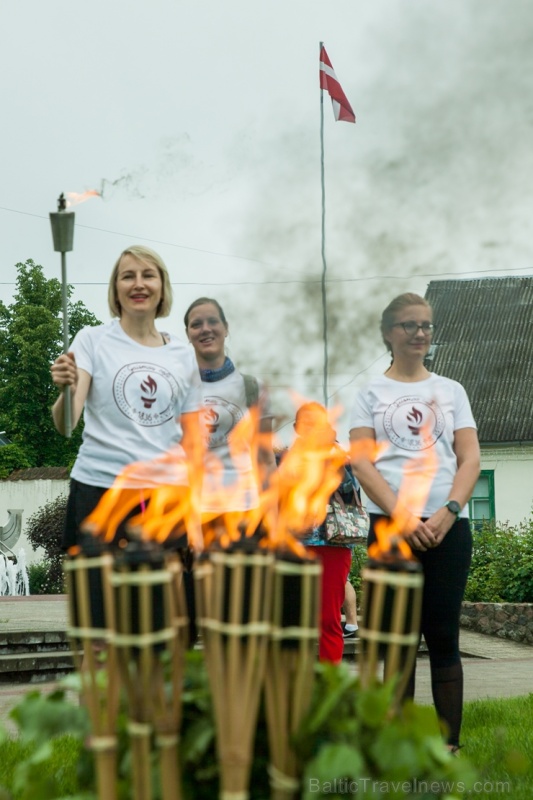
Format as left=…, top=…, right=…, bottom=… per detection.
left=204, top=407, right=220, bottom=434
left=407, top=406, right=423, bottom=436
left=140, top=375, right=157, bottom=409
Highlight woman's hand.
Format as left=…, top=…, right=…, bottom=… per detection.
left=51, top=352, right=78, bottom=393
left=425, top=506, right=457, bottom=546
left=404, top=515, right=439, bottom=552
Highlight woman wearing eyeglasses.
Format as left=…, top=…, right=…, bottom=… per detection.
left=349, top=292, right=480, bottom=754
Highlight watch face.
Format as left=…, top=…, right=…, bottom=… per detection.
left=447, top=500, right=461, bottom=515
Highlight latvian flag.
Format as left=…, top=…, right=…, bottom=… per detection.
left=319, top=46, right=355, bottom=123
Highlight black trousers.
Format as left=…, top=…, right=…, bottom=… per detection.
left=368, top=514, right=472, bottom=669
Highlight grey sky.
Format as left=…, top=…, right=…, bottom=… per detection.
left=1, top=1, right=532, bottom=442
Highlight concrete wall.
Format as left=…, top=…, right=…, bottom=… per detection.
left=481, top=445, right=533, bottom=526
left=0, top=479, right=69, bottom=564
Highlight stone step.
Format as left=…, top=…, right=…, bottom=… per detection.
left=0, top=630, right=76, bottom=683
left=0, top=649, right=76, bottom=684
left=0, top=630, right=72, bottom=655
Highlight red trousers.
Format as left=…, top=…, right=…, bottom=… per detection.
left=307, top=546, right=352, bottom=664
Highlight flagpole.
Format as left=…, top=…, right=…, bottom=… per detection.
left=319, top=40, right=328, bottom=408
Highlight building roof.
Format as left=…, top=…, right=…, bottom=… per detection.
left=3, top=467, right=69, bottom=482
left=425, top=276, right=533, bottom=444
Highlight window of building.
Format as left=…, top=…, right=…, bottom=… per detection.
left=469, top=470, right=495, bottom=527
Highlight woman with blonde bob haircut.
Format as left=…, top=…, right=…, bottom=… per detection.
left=51, top=244, right=201, bottom=552
left=108, top=244, right=173, bottom=319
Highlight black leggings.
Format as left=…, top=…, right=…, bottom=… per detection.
left=368, top=514, right=472, bottom=745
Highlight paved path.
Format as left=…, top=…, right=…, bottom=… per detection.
left=0, top=596, right=532, bottom=734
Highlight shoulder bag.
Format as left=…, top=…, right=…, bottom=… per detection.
left=325, top=488, right=369, bottom=546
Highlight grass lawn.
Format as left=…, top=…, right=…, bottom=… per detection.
left=0, top=691, right=531, bottom=798
left=459, top=694, right=533, bottom=799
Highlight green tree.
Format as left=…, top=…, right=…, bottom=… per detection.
left=0, top=259, right=101, bottom=467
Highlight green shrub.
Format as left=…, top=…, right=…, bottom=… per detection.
left=465, top=517, right=533, bottom=603
left=27, top=562, right=54, bottom=595
left=0, top=443, right=32, bottom=478
left=0, top=654, right=476, bottom=800
left=24, top=496, right=67, bottom=595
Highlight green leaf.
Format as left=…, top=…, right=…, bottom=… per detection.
left=301, top=743, right=364, bottom=799
left=355, top=679, right=396, bottom=728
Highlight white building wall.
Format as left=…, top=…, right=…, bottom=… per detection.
left=0, top=479, right=69, bottom=564
left=481, top=445, right=533, bottom=527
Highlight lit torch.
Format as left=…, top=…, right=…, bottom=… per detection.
left=49, top=193, right=75, bottom=437
left=356, top=421, right=438, bottom=705
left=49, top=189, right=100, bottom=438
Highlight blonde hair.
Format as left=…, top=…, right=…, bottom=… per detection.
left=380, top=292, right=431, bottom=352
left=108, top=245, right=173, bottom=318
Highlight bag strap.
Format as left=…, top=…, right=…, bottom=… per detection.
left=337, top=485, right=363, bottom=511
left=352, top=488, right=363, bottom=510
left=333, top=491, right=347, bottom=512
left=242, top=374, right=259, bottom=408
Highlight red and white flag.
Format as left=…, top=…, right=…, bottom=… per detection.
left=319, top=46, right=355, bottom=123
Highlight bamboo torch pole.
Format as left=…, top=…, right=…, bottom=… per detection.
left=196, top=542, right=273, bottom=800
left=358, top=547, right=423, bottom=706
left=64, top=535, right=120, bottom=800
left=264, top=551, right=321, bottom=800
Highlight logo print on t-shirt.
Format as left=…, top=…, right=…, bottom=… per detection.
left=383, top=396, right=445, bottom=451
left=202, top=396, right=243, bottom=448
left=114, top=363, right=178, bottom=426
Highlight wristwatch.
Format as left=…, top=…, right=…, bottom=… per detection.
left=444, top=500, right=461, bottom=516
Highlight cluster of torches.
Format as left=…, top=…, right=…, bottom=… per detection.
left=51, top=195, right=425, bottom=800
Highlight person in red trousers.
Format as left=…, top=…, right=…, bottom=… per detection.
left=289, top=402, right=355, bottom=663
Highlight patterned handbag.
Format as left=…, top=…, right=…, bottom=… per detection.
left=325, top=489, right=370, bottom=545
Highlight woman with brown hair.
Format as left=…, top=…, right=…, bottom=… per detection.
left=184, top=296, right=276, bottom=527
left=349, top=292, right=480, bottom=752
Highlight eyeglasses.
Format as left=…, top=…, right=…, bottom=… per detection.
left=391, top=321, right=435, bottom=336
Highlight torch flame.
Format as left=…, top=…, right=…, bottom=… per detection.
left=82, top=398, right=350, bottom=558
left=66, top=190, right=101, bottom=207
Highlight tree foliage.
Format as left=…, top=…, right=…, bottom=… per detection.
left=0, top=443, right=32, bottom=479
left=0, top=260, right=101, bottom=468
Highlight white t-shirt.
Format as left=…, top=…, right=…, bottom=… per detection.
left=70, top=321, right=202, bottom=488
left=349, top=373, right=476, bottom=518
left=200, top=371, right=273, bottom=512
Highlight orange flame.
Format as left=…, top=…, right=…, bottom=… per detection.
left=66, top=190, right=101, bottom=207
left=82, top=400, right=349, bottom=558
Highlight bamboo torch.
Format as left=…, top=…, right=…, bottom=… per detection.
left=195, top=539, right=274, bottom=800
left=264, top=549, right=321, bottom=800
left=358, top=539, right=423, bottom=705
left=49, top=192, right=74, bottom=438
left=64, top=533, right=120, bottom=800
left=110, top=532, right=185, bottom=800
